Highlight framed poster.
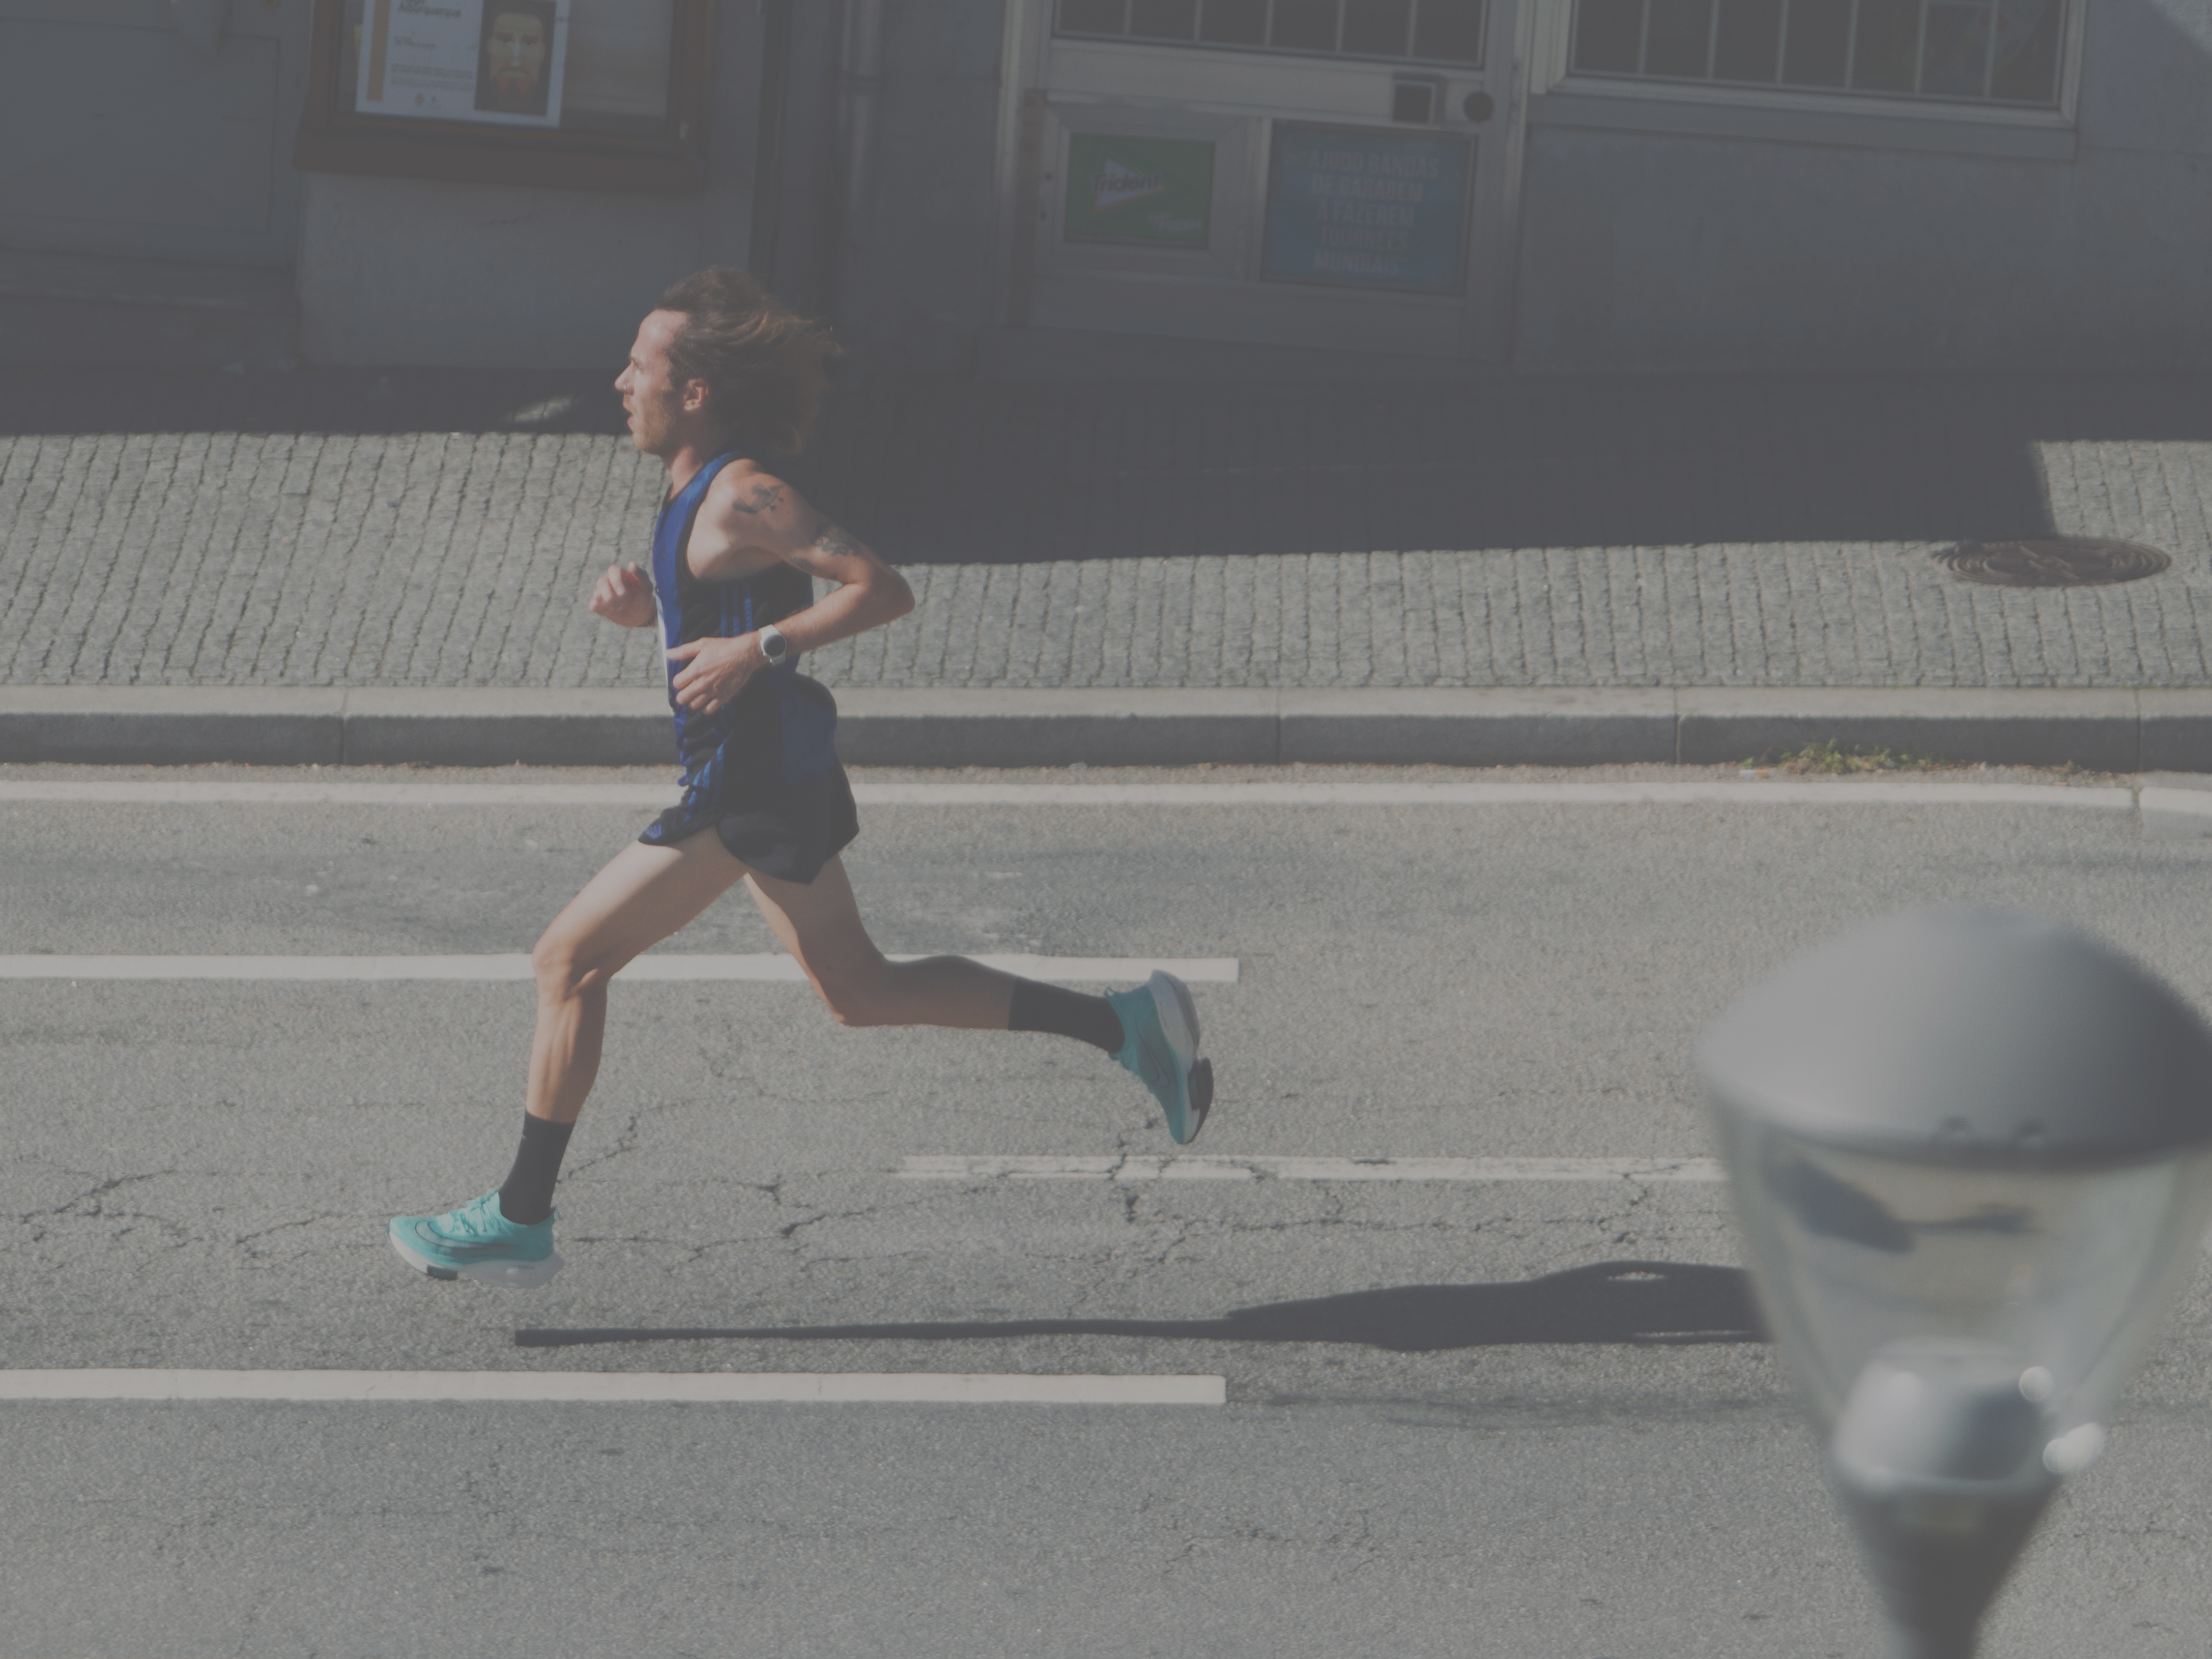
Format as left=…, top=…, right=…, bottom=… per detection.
left=1062, top=134, right=1214, bottom=248
left=1261, top=124, right=1473, bottom=295
left=300, top=0, right=713, bottom=196
left=356, top=0, right=570, bottom=128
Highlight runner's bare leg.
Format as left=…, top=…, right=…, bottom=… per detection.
left=525, top=835, right=752, bottom=1124
left=743, top=855, right=1017, bottom=1030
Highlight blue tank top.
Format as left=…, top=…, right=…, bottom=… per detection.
left=649, top=449, right=832, bottom=789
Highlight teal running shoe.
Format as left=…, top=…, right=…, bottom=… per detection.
left=388, top=1188, right=563, bottom=1289
left=1107, top=970, right=1213, bottom=1145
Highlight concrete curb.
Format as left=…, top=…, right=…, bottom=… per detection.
left=6, top=686, right=2212, bottom=770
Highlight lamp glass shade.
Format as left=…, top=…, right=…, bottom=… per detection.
left=1715, top=1110, right=2212, bottom=1445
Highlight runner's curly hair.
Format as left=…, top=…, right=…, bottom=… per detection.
left=657, top=268, right=838, bottom=454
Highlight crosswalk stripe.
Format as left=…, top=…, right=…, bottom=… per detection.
left=0, top=1370, right=1226, bottom=1405
left=0, top=782, right=676, bottom=806
left=860, top=782, right=2134, bottom=808
left=0, top=954, right=1239, bottom=984
left=898, top=1155, right=1727, bottom=1182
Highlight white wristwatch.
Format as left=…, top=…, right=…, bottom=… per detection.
left=757, top=623, right=789, bottom=665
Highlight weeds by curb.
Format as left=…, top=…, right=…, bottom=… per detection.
left=1739, top=739, right=1954, bottom=775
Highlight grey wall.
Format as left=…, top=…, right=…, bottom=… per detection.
left=761, top=0, right=848, bottom=318
left=305, top=0, right=2212, bottom=378
left=833, top=0, right=1009, bottom=372
left=296, top=0, right=768, bottom=368
left=1513, top=0, right=2212, bottom=371
left=0, top=0, right=313, bottom=268
left=297, top=170, right=732, bottom=369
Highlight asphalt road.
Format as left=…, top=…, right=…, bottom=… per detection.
left=6, top=764, right=2212, bottom=1658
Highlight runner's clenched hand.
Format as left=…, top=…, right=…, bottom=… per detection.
left=590, top=561, right=656, bottom=628
left=666, top=633, right=763, bottom=714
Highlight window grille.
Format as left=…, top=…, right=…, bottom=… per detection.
left=1568, top=0, right=2063, bottom=103
left=1055, top=0, right=1488, bottom=67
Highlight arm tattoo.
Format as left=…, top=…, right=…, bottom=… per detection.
left=805, top=519, right=861, bottom=559
left=779, top=519, right=863, bottom=584
left=734, top=482, right=786, bottom=515
left=781, top=517, right=866, bottom=579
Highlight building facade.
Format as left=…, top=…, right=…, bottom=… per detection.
left=4, top=0, right=2208, bottom=375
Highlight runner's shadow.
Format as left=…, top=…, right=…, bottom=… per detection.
left=514, top=1260, right=1764, bottom=1351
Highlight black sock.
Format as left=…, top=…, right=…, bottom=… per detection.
left=498, top=1114, right=575, bottom=1226
left=1008, top=978, right=1125, bottom=1054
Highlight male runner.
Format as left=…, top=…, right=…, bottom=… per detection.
left=389, top=268, right=1212, bottom=1288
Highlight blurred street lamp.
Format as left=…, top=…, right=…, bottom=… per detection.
left=1696, top=907, right=2212, bottom=1659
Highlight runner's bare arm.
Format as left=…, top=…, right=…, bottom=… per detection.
left=666, top=470, right=914, bottom=714
left=589, top=561, right=655, bottom=628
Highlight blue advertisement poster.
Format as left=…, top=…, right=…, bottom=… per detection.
left=1261, top=125, right=1473, bottom=295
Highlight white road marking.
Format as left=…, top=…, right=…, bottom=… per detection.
left=0, top=781, right=678, bottom=806
left=899, top=1154, right=1727, bottom=1182
left=0, top=1370, right=1226, bottom=1405
left=857, top=782, right=2136, bottom=809
left=0, top=779, right=2138, bottom=808
left=0, top=954, right=1239, bottom=984
left=2141, top=788, right=2212, bottom=820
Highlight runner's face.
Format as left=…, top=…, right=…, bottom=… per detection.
left=487, top=14, right=546, bottom=93
left=616, top=310, right=698, bottom=459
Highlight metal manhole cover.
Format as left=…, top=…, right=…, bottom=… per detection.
left=1935, top=537, right=2172, bottom=588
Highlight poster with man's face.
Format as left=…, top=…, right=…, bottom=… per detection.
left=475, top=2, right=557, bottom=117
left=355, top=0, right=568, bottom=129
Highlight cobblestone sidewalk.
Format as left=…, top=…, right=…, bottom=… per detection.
left=5, top=368, right=2211, bottom=691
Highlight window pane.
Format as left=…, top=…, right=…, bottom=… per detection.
left=1712, top=0, right=1782, bottom=79
left=1199, top=0, right=1270, bottom=42
left=1990, top=0, right=2060, bottom=100
left=1645, top=0, right=1714, bottom=75
left=1129, top=0, right=1199, bottom=37
left=1272, top=0, right=1342, bottom=49
left=1920, top=1, right=1992, bottom=93
left=1574, top=0, right=1644, bottom=70
left=1851, top=0, right=1919, bottom=90
left=1781, top=0, right=1850, bottom=81
left=1059, top=0, right=1128, bottom=34
left=1343, top=0, right=1414, bottom=52
left=1065, top=133, right=1215, bottom=246
left=1412, top=0, right=1487, bottom=60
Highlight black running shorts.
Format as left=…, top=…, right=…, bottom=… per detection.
left=639, top=764, right=859, bottom=884
left=639, top=679, right=858, bottom=884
